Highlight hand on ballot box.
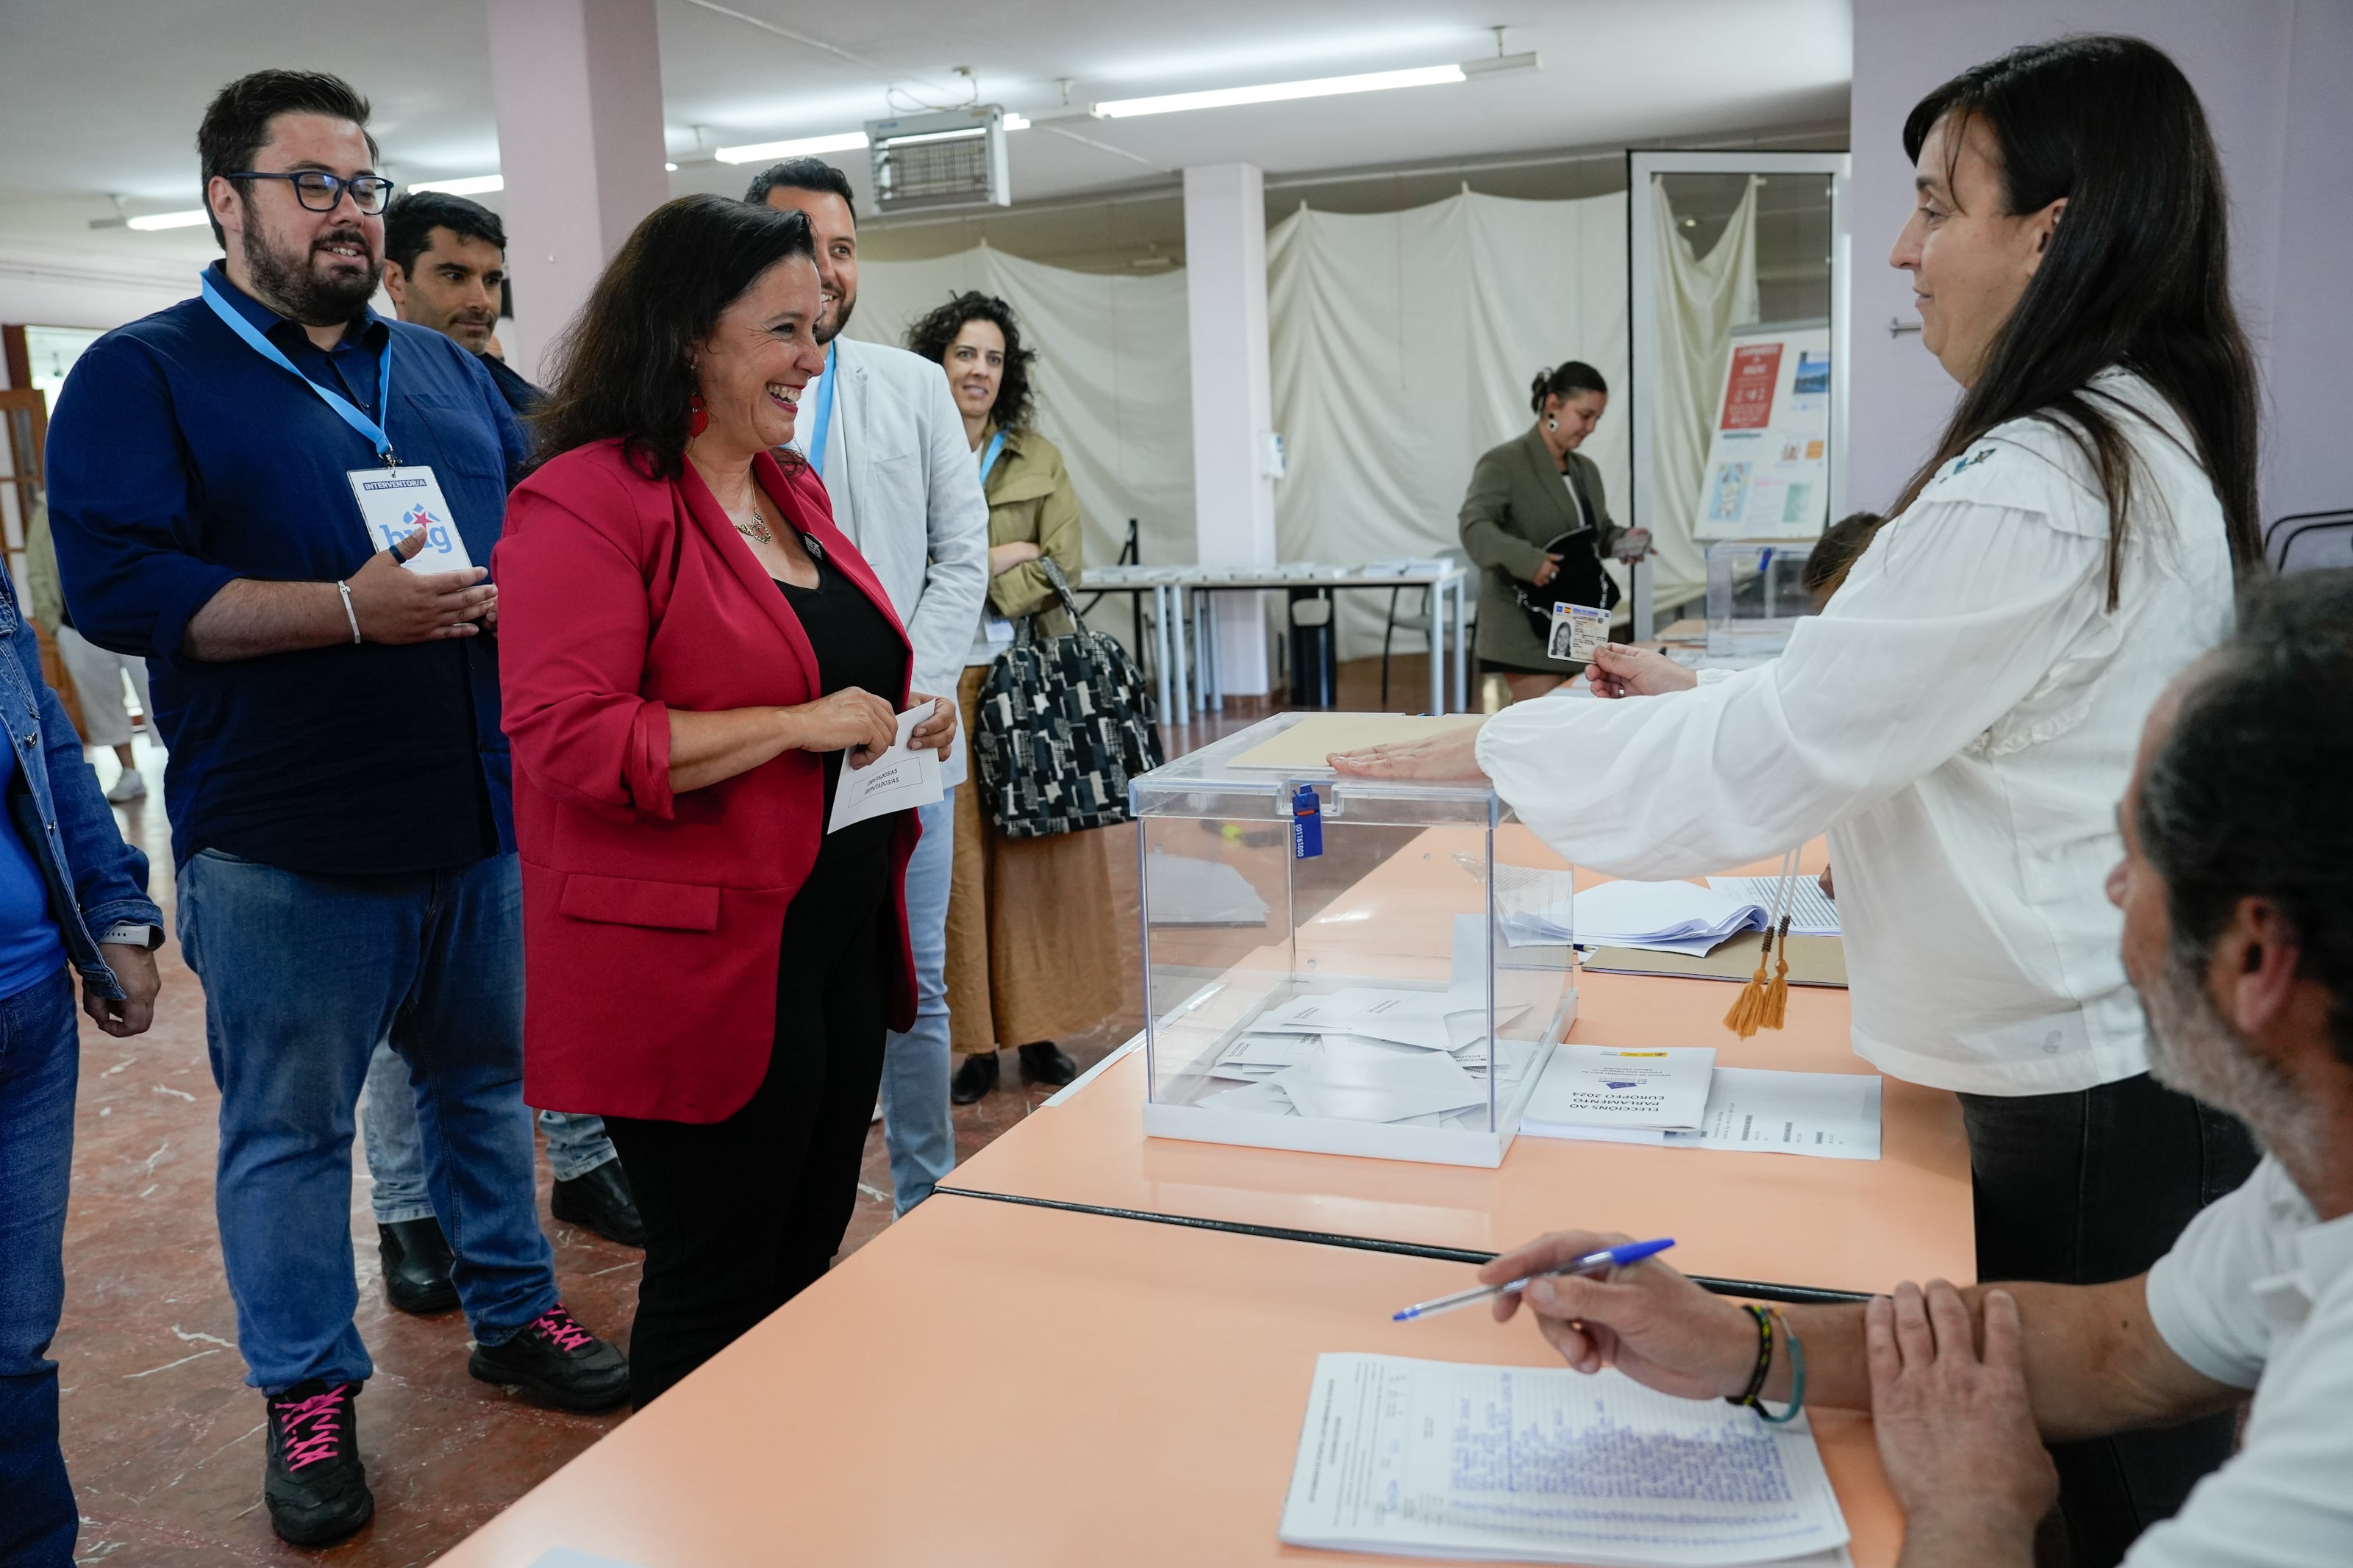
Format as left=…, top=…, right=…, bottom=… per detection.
left=1583, top=642, right=1699, bottom=700
left=1327, top=720, right=1489, bottom=782
left=1479, top=1228, right=1760, bottom=1400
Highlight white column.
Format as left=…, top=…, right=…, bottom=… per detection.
left=485, top=0, right=670, bottom=382
left=1183, top=162, right=1277, bottom=695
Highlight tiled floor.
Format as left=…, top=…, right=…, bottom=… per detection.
left=51, top=682, right=1325, bottom=1564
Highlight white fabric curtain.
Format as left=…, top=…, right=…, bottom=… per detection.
left=845, top=244, right=1194, bottom=587
left=1648, top=179, right=1761, bottom=605
left=1267, top=191, right=1629, bottom=659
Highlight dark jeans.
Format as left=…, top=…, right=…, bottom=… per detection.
left=0, top=970, right=78, bottom=1568
left=604, top=880, right=889, bottom=1411
left=1959, top=1073, right=2258, bottom=1568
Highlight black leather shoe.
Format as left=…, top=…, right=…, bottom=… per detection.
left=468, top=1303, right=629, bottom=1411
left=1018, top=1042, right=1079, bottom=1087
left=378, top=1218, right=458, bottom=1316
left=263, top=1380, right=373, bottom=1546
left=551, top=1159, right=646, bottom=1248
left=951, top=1051, right=998, bottom=1105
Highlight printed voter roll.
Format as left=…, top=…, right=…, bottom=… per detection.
left=344, top=465, right=475, bottom=573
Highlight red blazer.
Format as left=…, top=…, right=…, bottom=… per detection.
left=494, top=439, right=918, bottom=1123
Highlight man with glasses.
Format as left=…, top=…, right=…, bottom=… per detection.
left=47, top=70, right=624, bottom=1548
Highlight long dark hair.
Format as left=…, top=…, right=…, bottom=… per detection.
left=1892, top=35, right=2261, bottom=607
left=530, top=194, right=817, bottom=479
left=1529, top=361, right=1607, bottom=416
left=905, top=290, right=1035, bottom=431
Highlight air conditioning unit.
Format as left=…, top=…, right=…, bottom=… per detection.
left=865, top=108, right=1011, bottom=215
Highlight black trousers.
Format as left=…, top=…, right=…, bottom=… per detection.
left=604, top=864, right=890, bottom=1411
left=1957, top=1073, right=2257, bottom=1568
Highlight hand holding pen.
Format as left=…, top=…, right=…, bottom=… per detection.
left=1393, top=1238, right=1676, bottom=1322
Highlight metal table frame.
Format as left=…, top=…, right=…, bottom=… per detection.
left=1080, top=567, right=1472, bottom=717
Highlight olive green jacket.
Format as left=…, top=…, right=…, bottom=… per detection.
left=1457, top=424, right=1621, bottom=668
left=982, top=424, right=1082, bottom=638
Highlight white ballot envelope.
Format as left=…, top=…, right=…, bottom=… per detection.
left=346, top=465, right=475, bottom=573
left=827, top=705, right=944, bottom=834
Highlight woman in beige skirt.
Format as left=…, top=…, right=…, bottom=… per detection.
left=906, top=291, right=1125, bottom=1103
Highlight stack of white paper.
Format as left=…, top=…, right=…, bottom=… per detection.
left=1521, top=1067, right=1883, bottom=1161
left=1569, top=880, right=1773, bottom=956
left=1196, top=989, right=1545, bottom=1126
left=1281, top=1354, right=1852, bottom=1566
left=1522, top=1045, right=1716, bottom=1136
left=1708, top=876, right=1840, bottom=937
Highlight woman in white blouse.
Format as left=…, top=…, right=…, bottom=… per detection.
left=1338, top=36, right=2261, bottom=1566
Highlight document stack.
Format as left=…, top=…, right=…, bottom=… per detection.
left=1493, top=870, right=1773, bottom=956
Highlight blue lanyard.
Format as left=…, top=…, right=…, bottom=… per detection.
left=805, top=342, right=836, bottom=476
left=978, top=429, right=1007, bottom=487
left=199, top=271, right=397, bottom=464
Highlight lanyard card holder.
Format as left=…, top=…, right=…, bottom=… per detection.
left=346, top=466, right=474, bottom=572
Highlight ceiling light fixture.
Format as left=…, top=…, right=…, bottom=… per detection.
left=410, top=174, right=504, bottom=196
left=714, top=131, right=869, bottom=165
left=1093, top=63, right=1466, bottom=119
left=124, top=210, right=210, bottom=232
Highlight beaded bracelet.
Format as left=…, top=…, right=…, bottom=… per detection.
left=1725, top=1304, right=1774, bottom=1409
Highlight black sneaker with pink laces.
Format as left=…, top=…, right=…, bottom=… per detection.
left=263, top=1379, right=372, bottom=1545
left=468, top=1303, right=629, bottom=1411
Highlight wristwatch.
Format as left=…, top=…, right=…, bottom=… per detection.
left=97, top=921, right=165, bottom=951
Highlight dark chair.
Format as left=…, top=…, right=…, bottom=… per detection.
left=1380, top=547, right=1474, bottom=707
left=2265, top=509, right=2353, bottom=574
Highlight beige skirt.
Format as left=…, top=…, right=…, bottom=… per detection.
left=946, top=666, right=1126, bottom=1053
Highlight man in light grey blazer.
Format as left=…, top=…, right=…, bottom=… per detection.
left=751, top=159, right=990, bottom=1212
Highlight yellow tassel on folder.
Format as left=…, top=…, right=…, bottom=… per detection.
left=1763, top=914, right=1793, bottom=1029
left=1723, top=923, right=1774, bottom=1039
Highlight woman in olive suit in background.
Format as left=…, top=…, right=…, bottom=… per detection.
left=1458, top=362, right=1649, bottom=701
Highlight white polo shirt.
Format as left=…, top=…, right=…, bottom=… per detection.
left=2128, top=1157, right=2353, bottom=1566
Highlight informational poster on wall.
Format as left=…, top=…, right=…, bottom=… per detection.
left=1693, top=326, right=1832, bottom=540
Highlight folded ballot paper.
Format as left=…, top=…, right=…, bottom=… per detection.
left=1488, top=869, right=1790, bottom=956
left=1281, top=1354, right=1852, bottom=1566
left=1195, top=987, right=1538, bottom=1126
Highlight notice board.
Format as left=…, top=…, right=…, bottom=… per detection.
left=1693, top=326, right=1832, bottom=541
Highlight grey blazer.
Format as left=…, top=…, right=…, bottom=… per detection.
left=1457, top=424, right=1621, bottom=670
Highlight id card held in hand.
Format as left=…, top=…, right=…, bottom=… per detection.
left=346, top=466, right=475, bottom=573
left=1546, top=601, right=1608, bottom=663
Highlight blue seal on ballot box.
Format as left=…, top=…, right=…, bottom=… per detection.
left=1290, top=784, right=1323, bottom=860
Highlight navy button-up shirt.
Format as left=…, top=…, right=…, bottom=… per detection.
left=46, top=262, right=529, bottom=875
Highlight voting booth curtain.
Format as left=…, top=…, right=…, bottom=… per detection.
left=1648, top=178, right=1763, bottom=608
left=851, top=187, right=1703, bottom=662
left=843, top=244, right=1196, bottom=593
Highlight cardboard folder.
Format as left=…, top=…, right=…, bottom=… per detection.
left=1580, top=931, right=1848, bottom=989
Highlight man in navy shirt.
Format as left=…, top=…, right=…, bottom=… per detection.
left=46, top=70, right=624, bottom=1548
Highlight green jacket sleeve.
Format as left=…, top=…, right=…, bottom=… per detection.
left=988, top=467, right=1085, bottom=620
left=1458, top=447, right=1550, bottom=584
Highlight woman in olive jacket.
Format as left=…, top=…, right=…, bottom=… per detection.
left=1458, top=362, right=1648, bottom=700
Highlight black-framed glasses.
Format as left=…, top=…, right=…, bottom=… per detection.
left=225, top=171, right=396, bottom=216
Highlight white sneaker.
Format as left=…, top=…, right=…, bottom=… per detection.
left=104, top=771, right=146, bottom=804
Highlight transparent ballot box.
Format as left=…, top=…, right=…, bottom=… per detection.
left=1133, top=714, right=1579, bottom=1167
left=1705, top=540, right=1817, bottom=657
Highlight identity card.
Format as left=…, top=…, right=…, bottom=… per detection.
left=1545, top=601, right=1608, bottom=663
left=346, top=466, right=476, bottom=573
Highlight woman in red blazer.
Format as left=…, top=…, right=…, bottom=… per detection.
left=494, top=196, right=955, bottom=1409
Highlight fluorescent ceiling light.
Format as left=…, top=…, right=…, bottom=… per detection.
left=715, top=131, right=868, bottom=165
left=126, top=210, right=210, bottom=231
left=1094, top=63, right=1464, bottom=118
left=665, top=162, right=679, bottom=171
left=410, top=174, right=504, bottom=196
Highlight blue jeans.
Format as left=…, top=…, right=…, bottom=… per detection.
left=176, top=851, right=557, bottom=1392
left=0, top=970, right=78, bottom=1568
left=878, top=790, right=956, bottom=1214
left=360, top=1042, right=616, bottom=1224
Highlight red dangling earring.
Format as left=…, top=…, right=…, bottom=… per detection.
left=688, top=393, right=709, bottom=437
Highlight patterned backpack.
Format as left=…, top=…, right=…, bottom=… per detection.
left=974, top=559, right=1165, bottom=838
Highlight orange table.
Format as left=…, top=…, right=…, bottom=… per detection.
left=436, top=1193, right=1906, bottom=1568
left=944, top=834, right=1974, bottom=1300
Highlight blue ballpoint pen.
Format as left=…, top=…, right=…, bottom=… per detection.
left=1390, top=1238, right=1676, bottom=1322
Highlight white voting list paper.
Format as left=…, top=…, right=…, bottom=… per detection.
left=1521, top=1068, right=1882, bottom=1161
left=1280, top=1354, right=1850, bottom=1566
left=826, top=706, right=943, bottom=834
left=1708, top=876, right=1840, bottom=937
left=1523, top=1045, right=1715, bottom=1133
